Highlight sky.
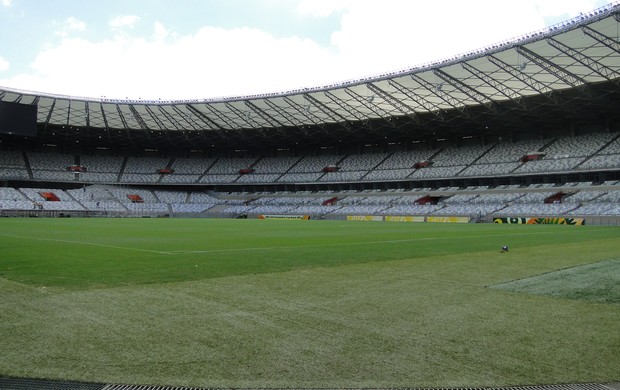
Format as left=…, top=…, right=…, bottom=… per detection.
left=0, top=0, right=615, bottom=100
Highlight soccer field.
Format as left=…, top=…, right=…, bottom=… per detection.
left=0, top=218, right=619, bottom=388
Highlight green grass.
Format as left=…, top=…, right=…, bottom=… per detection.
left=0, top=218, right=619, bottom=388
left=491, top=259, right=620, bottom=304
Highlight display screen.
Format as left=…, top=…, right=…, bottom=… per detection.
left=0, top=100, right=38, bottom=137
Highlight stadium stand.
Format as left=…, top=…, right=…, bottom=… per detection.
left=1, top=4, right=619, bottom=224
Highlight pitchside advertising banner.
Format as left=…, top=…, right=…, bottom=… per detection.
left=493, top=217, right=585, bottom=225
left=258, top=215, right=310, bottom=220
left=346, top=215, right=468, bottom=223
left=426, top=216, right=470, bottom=223
left=346, top=215, right=383, bottom=222
left=384, top=216, right=425, bottom=223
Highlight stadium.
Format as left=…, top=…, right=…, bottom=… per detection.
left=0, top=2, right=619, bottom=390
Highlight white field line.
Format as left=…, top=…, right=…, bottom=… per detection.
left=1, top=229, right=607, bottom=256
left=0, top=233, right=169, bottom=254
left=162, top=230, right=567, bottom=254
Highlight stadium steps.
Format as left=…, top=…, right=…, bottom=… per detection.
left=457, top=144, right=495, bottom=176
left=406, top=148, right=444, bottom=179
left=64, top=190, right=88, bottom=210
left=282, top=156, right=304, bottom=173
left=317, top=155, right=348, bottom=181
left=151, top=189, right=162, bottom=203
left=116, top=156, right=128, bottom=183
left=359, top=151, right=395, bottom=181
left=21, top=150, right=33, bottom=179
left=538, top=136, right=560, bottom=153
left=156, top=157, right=175, bottom=183
left=196, top=158, right=219, bottom=183
left=573, top=132, right=620, bottom=170
left=274, top=156, right=304, bottom=182
left=14, top=187, right=32, bottom=202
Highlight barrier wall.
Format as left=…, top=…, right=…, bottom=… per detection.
left=493, top=217, right=585, bottom=225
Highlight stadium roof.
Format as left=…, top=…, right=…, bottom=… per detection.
left=1, top=2, right=620, bottom=152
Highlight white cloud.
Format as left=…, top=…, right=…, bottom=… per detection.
left=152, top=21, right=169, bottom=41
left=110, top=15, right=140, bottom=30
left=296, top=0, right=608, bottom=79
left=0, top=0, right=611, bottom=100
left=54, top=17, right=86, bottom=38
left=1, top=24, right=336, bottom=100
left=0, top=56, right=9, bottom=71
left=531, top=0, right=605, bottom=17
left=1, top=0, right=12, bottom=7
left=296, top=0, right=350, bottom=17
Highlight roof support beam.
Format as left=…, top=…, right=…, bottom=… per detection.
left=199, top=104, right=241, bottom=129
left=128, top=105, right=155, bottom=146
left=410, top=74, right=469, bottom=116
left=128, top=105, right=150, bottom=130
left=387, top=79, right=445, bottom=120
left=244, top=100, right=286, bottom=128
left=342, top=87, right=397, bottom=127
left=66, top=100, right=72, bottom=127
left=515, top=45, right=590, bottom=96
left=147, top=106, right=188, bottom=146
left=171, top=105, right=217, bottom=144
left=170, top=105, right=209, bottom=131
left=115, top=104, right=130, bottom=130
left=282, top=96, right=325, bottom=129
left=302, top=93, right=351, bottom=129
left=225, top=102, right=261, bottom=129
left=461, top=62, right=528, bottom=109
left=38, top=98, right=56, bottom=139
left=581, top=25, right=620, bottom=55
left=184, top=105, right=229, bottom=143
left=84, top=101, right=90, bottom=129
left=98, top=102, right=113, bottom=147
left=433, top=68, right=494, bottom=110
left=262, top=99, right=307, bottom=130
left=113, top=104, right=135, bottom=147
left=547, top=36, right=620, bottom=82
left=162, top=106, right=187, bottom=131
left=323, top=90, right=367, bottom=123
left=186, top=104, right=224, bottom=130
left=43, top=99, right=56, bottom=129
left=144, top=106, right=170, bottom=131
left=365, top=82, right=419, bottom=124
left=487, top=54, right=557, bottom=103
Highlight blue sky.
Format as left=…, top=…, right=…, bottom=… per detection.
left=0, top=0, right=614, bottom=100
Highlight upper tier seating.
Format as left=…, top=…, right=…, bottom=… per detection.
left=251, top=156, right=301, bottom=174
left=74, top=155, right=124, bottom=183
left=431, top=144, right=492, bottom=167
left=206, top=157, right=258, bottom=174
left=0, top=131, right=618, bottom=188
left=289, top=155, right=344, bottom=173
